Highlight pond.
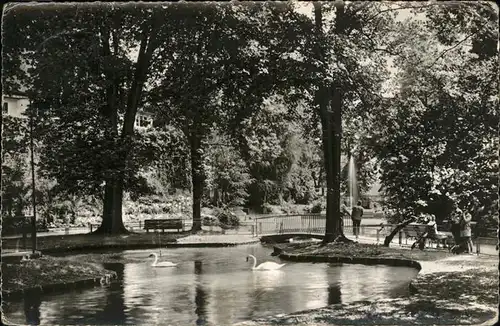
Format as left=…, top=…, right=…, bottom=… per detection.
left=3, top=244, right=418, bottom=325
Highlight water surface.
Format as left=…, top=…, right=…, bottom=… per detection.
left=3, top=244, right=418, bottom=325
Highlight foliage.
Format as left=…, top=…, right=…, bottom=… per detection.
left=372, top=3, right=498, bottom=227
left=203, top=132, right=251, bottom=207
left=214, top=208, right=240, bottom=229
left=308, top=200, right=325, bottom=214
left=3, top=3, right=190, bottom=233
left=1, top=116, right=31, bottom=218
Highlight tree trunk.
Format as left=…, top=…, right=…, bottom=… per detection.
left=214, top=188, right=220, bottom=207
left=320, top=86, right=336, bottom=243
left=319, top=84, right=347, bottom=244
left=383, top=217, right=415, bottom=247
left=190, top=133, right=204, bottom=233
left=314, top=1, right=350, bottom=244
left=95, top=177, right=128, bottom=234
left=96, top=17, right=159, bottom=234
left=314, top=3, right=345, bottom=244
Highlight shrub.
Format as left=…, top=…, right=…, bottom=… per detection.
left=216, top=209, right=240, bottom=229
left=281, top=202, right=301, bottom=214
left=308, top=200, right=324, bottom=214
left=202, top=215, right=218, bottom=226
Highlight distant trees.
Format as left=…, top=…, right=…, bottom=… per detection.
left=1, top=117, right=31, bottom=217
left=3, top=2, right=494, bottom=239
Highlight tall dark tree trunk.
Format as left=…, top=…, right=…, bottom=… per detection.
left=96, top=177, right=128, bottom=234
left=96, top=15, right=159, bottom=234
left=315, top=1, right=350, bottom=244
left=319, top=84, right=346, bottom=243
left=319, top=86, right=337, bottom=243
left=190, top=133, right=204, bottom=233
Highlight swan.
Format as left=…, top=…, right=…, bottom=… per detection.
left=246, top=254, right=286, bottom=271
left=148, top=253, right=178, bottom=267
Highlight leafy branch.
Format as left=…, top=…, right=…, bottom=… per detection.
left=426, top=19, right=490, bottom=69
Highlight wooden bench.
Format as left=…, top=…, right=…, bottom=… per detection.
left=144, top=219, right=183, bottom=233
left=403, top=223, right=448, bottom=249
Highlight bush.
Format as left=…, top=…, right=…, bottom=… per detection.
left=261, top=203, right=282, bottom=214
left=202, top=215, right=218, bottom=226
left=281, top=202, right=301, bottom=214
left=310, top=201, right=323, bottom=213
left=305, top=199, right=325, bottom=214
left=216, top=209, right=240, bottom=229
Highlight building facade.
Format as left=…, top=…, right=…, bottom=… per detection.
left=2, top=93, right=29, bottom=118
left=3, top=91, right=154, bottom=130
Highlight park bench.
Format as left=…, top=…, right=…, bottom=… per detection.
left=144, top=219, right=183, bottom=233
left=403, top=223, right=448, bottom=249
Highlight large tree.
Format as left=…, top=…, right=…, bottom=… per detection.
left=2, top=3, right=183, bottom=233
left=279, top=2, right=400, bottom=243
left=149, top=2, right=309, bottom=231
left=373, top=2, right=498, bottom=223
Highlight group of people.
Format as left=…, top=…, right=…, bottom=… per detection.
left=420, top=203, right=474, bottom=253
left=449, top=203, right=474, bottom=254
left=339, top=199, right=475, bottom=253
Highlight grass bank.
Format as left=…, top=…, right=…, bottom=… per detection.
left=2, top=232, right=186, bottom=253
left=277, top=241, right=453, bottom=261
left=237, top=242, right=498, bottom=325
left=2, top=256, right=116, bottom=297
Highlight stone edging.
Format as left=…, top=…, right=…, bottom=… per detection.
left=3, top=271, right=118, bottom=300
left=166, top=240, right=261, bottom=248
left=276, top=247, right=422, bottom=270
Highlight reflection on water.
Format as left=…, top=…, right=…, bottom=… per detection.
left=24, top=294, right=41, bottom=325
left=2, top=244, right=418, bottom=325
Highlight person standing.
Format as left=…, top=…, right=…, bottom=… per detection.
left=351, top=200, right=364, bottom=240
left=340, top=200, right=350, bottom=231
left=460, top=210, right=474, bottom=254
left=340, top=200, right=350, bottom=219
left=450, top=204, right=462, bottom=245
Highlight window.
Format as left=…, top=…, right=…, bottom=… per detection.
left=2, top=102, right=8, bottom=114
left=138, top=115, right=152, bottom=128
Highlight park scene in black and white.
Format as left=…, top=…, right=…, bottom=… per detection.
left=1, top=2, right=498, bottom=325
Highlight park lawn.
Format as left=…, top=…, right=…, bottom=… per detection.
left=2, top=256, right=115, bottom=294
left=279, top=241, right=453, bottom=261
left=2, top=232, right=186, bottom=253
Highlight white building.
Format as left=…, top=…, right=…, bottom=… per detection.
left=134, top=110, right=154, bottom=130
left=2, top=93, right=30, bottom=118
left=3, top=91, right=154, bottom=131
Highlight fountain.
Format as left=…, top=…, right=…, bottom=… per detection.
left=347, top=151, right=358, bottom=210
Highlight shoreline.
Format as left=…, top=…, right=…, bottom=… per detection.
left=235, top=242, right=498, bottom=325
left=2, top=256, right=117, bottom=299
left=2, top=231, right=262, bottom=254
left=1, top=233, right=261, bottom=299
left=3, top=236, right=497, bottom=325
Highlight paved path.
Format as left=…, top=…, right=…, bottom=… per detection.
left=175, top=234, right=260, bottom=245
left=4, top=222, right=496, bottom=255
left=2, top=227, right=92, bottom=239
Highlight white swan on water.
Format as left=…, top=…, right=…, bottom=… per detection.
left=148, top=253, right=178, bottom=267
left=246, top=254, right=286, bottom=271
